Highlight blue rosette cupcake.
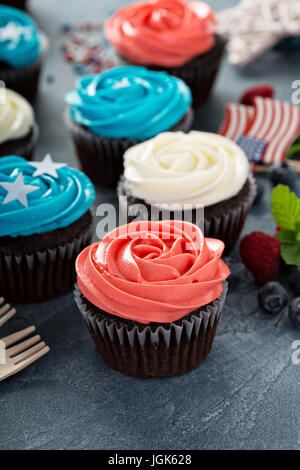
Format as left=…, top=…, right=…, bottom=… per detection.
left=0, top=155, right=95, bottom=302
left=0, top=6, right=48, bottom=102
left=64, top=65, right=193, bottom=187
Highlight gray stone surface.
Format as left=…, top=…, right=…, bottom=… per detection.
left=0, top=0, right=299, bottom=450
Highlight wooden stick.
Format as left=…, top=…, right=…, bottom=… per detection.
left=255, top=159, right=300, bottom=173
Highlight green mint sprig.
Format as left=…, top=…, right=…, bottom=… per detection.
left=287, top=137, right=300, bottom=159
left=271, top=184, right=300, bottom=266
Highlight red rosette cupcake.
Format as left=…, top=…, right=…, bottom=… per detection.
left=74, top=220, right=230, bottom=378
left=104, top=0, right=226, bottom=107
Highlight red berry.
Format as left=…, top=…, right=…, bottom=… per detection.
left=275, top=225, right=281, bottom=235
left=65, top=51, right=73, bottom=62
left=240, top=232, right=281, bottom=285
left=240, top=84, right=275, bottom=106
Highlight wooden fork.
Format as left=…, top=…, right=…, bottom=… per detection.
left=0, top=326, right=50, bottom=382
left=0, top=297, right=16, bottom=328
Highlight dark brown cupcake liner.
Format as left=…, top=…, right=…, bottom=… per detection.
left=65, top=107, right=194, bottom=187
left=121, top=35, right=227, bottom=108
left=203, top=175, right=256, bottom=254
left=0, top=121, right=39, bottom=160
left=0, top=216, right=93, bottom=303
left=0, top=0, right=27, bottom=10
left=74, top=281, right=228, bottom=379
left=0, top=33, right=48, bottom=103
left=150, top=35, right=226, bottom=107
left=118, top=175, right=256, bottom=255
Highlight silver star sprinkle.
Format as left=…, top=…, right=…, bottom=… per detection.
left=0, top=22, right=32, bottom=45
left=0, top=173, right=39, bottom=208
left=217, top=0, right=300, bottom=66
left=30, top=154, right=67, bottom=178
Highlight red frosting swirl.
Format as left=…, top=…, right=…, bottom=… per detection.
left=104, top=0, right=216, bottom=67
left=76, top=221, right=229, bottom=324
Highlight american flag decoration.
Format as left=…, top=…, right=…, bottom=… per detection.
left=219, top=97, right=300, bottom=165
left=219, top=104, right=254, bottom=142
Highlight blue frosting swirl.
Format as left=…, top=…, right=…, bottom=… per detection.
left=0, top=156, right=95, bottom=238
left=65, top=66, right=192, bottom=140
left=0, top=6, right=40, bottom=68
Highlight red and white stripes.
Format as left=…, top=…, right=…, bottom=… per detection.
left=219, top=97, right=300, bottom=164
left=219, top=104, right=254, bottom=142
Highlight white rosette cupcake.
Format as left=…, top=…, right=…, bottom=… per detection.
left=0, top=89, right=38, bottom=159
left=118, top=131, right=256, bottom=253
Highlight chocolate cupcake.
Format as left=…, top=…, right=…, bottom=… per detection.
left=75, top=220, right=230, bottom=378
left=0, top=89, right=38, bottom=159
left=0, top=1, right=27, bottom=11
left=64, top=65, right=193, bottom=187
left=104, top=0, right=226, bottom=107
left=0, top=155, right=95, bottom=302
left=118, top=131, right=257, bottom=255
left=0, top=6, right=48, bottom=102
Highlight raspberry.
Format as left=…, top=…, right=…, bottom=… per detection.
left=240, top=84, right=275, bottom=106
left=240, top=232, right=281, bottom=285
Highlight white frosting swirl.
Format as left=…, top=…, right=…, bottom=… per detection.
left=0, top=89, right=34, bottom=144
left=123, top=131, right=250, bottom=207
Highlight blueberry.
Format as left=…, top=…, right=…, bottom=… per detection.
left=223, top=257, right=247, bottom=289
left=289, top=298, right=300, bottom=329
left=275, top=37, right=300, bottom=51
left=59, top=22, right=72, bottom=33
left=45, top=74, right=55, bottom=84
left=73, top=64, right=85, bottom=75
left=268, top=163, right=297, bottom=190
left=258, top=282, right=288, bottom=314
left=253, top=179, right=264, bottom=205
left=287, top=266, right=300, bottom=295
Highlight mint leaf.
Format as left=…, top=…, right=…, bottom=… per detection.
left=272, top=185, right=300, bottom=266
left=287, top=136, right=300, bottom=159
left=281, top=243, right=300, bottom=265
left=271, top=185, right=300, bottom=231
left=276, top=229, right=297, bottom=244
left=287, top=143, right=300, bottom=159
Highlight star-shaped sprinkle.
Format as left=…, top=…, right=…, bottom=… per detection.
left=217, top=0, right=300, bottom=66
left=0, top=173, right=39, bottom=208
left=113, top=78, right=130, bottom=89
left=30, top=154, right=67, bottom=178
left=0, top=22, right=32, bottom=44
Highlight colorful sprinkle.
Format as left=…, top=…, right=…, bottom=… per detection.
left=59, top=22, right=72, bottom=33
left=59, top=21, right=122, bottom=75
